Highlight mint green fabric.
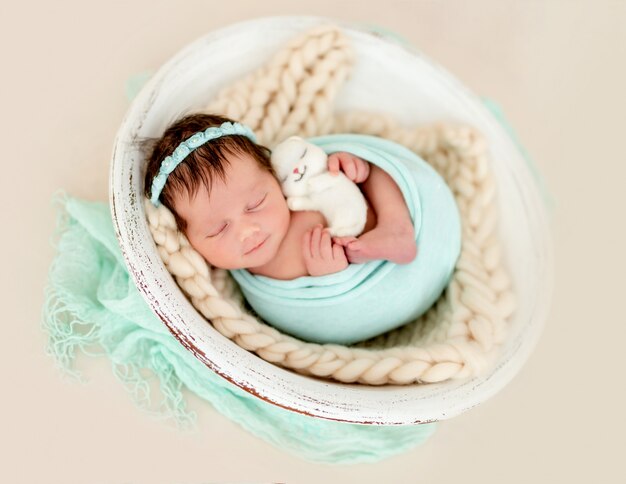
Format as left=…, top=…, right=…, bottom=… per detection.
left=41, top=193, right=437, bottom=464
left=229, top=134, right=461, bottom=345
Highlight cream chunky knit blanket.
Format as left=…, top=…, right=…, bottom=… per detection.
left=144, top=24, right=515, bottom=385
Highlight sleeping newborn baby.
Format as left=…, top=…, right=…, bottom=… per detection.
left=144, top=113, right=417, bottom=281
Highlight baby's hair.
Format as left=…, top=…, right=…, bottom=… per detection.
left=141, top=113, right=274, bottom=232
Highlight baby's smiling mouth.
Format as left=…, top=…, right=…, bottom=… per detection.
left=245, top=235, right=269, bottom=255
left=294, top=165, right=307, bottom=182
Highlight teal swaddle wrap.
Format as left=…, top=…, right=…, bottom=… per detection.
left=229, top=134, right=462, bottom=345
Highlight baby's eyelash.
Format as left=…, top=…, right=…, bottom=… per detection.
left=248, top=193, right=267, bottom=210
left=207, top=193, right=267, bottom=238
left=208, top=223, right=227, bottom=238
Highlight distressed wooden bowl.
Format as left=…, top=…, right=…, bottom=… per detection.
left=110, top=16, right=553, bottom=424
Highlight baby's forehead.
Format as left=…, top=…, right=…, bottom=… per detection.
left=201, top=168, right=267, bottom=205
left=226, top=168, right=267, bottom=194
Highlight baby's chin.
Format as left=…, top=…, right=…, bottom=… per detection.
left=203, top=246, right=276, bottom=271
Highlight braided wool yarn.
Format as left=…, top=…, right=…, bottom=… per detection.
left=144, top=24, right=516, bottom=385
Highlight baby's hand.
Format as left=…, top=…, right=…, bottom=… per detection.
left=328, top=152, right=371, bottom=183
left=303, top=224, right=349, bottom=276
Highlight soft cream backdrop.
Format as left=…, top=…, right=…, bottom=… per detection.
left=1, top=1, right=624, bottom=483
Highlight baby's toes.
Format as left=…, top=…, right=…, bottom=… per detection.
left=344, top=241, right=368, bottom=264
left=332, top=236, right=358, bottom=247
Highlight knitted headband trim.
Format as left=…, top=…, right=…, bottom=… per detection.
left=149, top=121, right=257, bottom=206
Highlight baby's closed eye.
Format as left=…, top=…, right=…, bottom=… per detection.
left=207, top=223, right=227, bottom=238
left=247, top=193, right=267, bottom=210
left=206, top=192, right=268, bottom=239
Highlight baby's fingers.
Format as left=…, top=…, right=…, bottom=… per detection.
left=332, top=243, right=347, bottom=261
left=310, top=224, right=323, bottom=259
left=355, top=158, right=370, bottom=183
left=303, top=226, right=321, bottom=258
left=320, top=228, right=333, bottom=260
left=343, top=158, right=357, bottom=181
left=328, top=154, right=340, bottom=175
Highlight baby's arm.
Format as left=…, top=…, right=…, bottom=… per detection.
left=302, top=224, right=349, bottom=276
left=328, top=152, right=371, bottom=183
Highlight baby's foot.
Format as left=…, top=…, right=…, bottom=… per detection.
left=337, top=224, right=417, bottom=265
left=332, top=235, right=358, bottom=247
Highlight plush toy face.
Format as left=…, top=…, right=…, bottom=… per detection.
left=270, top=136, right=328, bottom=196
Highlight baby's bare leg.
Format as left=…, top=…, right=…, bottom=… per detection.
left=335, top=165, right=417, bottom=264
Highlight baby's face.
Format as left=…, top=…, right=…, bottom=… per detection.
left=173, top=151, right=291, bottom=270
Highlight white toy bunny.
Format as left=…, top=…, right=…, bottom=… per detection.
left=270, top=136, right=368, bottom=237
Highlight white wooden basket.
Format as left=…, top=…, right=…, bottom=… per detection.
left=110, top=16, right=553, bottom=425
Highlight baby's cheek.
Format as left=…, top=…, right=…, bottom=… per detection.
left=214, top=245, right=237, bottom=268
left=192, top=243, right=212, bottom=264
left=190, top=240, right=221, bottom=267
left=278, top=198, right=291, bottom=232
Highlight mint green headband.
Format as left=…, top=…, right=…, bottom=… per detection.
left=149, top=121, right=257, bottom=206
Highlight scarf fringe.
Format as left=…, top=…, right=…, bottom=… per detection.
left=41, top=191, right=196, bottom=431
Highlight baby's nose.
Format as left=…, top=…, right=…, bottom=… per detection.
left=239, top=224, right=261, bottom=241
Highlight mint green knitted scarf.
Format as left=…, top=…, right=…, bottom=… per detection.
left=41, top=193, right=436, bottom=464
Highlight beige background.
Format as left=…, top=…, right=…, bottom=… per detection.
left=2, top=0, right=625, bottom=482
